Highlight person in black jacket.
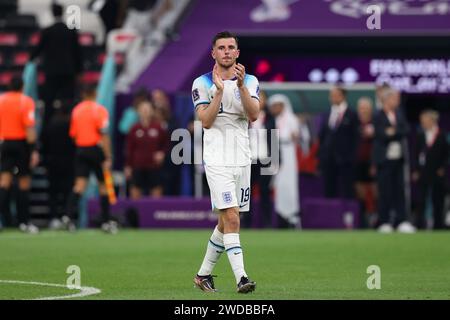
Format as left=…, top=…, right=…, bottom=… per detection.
left=40, top=102, right=76, bottom=229
left=412, top=110, right=449, bottom=230
left=30, top=3, right=82, bottom=129
left=243, top=91, right=277, bottom=228
left=318, top=85, right=359, bottom=199
left=372, top=88, right=416, bottom=233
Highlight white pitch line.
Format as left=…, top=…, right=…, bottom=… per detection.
left=0, top=280, right=101, bottom=300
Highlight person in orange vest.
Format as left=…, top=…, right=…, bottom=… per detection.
left=62, top=84, right=117, bottom=233
left=0, top=76, right=40, bottom=233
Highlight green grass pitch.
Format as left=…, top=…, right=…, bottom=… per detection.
left=0, top=229, right=449, bottom=300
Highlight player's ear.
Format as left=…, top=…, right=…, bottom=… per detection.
left=211, top=48, right=216, bottom=60
left=236, top=49, right=240, bottom=59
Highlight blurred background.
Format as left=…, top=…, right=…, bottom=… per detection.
left=0, top=0, right=449, bottom=231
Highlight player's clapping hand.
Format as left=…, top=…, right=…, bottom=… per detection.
left=213, top=63, right=224, bottom=91
left=235, top=63, right=245, bottom=87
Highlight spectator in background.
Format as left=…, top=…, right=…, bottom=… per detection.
left=118, top=87, right=150, bottom=135
left=0, top=76, right=40, bottom=233
left=125, top=100, right=168, bottom=198
left=30, top=3, right=82, bottom=130
left=296, top=113, right=319, bottom=175
left=246, top=90, right=276, bottom=228
left=318, top=86, right=358, bottom=199
left=355, top=97, right=377, bottom=228
left=151, top=88, right=180, bottom=195
left=268, top=94, right=300, bottom=228
left=373, top=88, right=416, bottom=233
left=122, top=0, right=173, bottom=43
left=375, top=83, right=391, bottom=110
left=40, top=102, right=75, bottom=230
left=88, top=0, right=129, bottom=43
left=413, top=110, right=448, bottom=230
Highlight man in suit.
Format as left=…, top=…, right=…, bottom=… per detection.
left=413, top=110, right=448, bottom=230
left=319, top=85, right=359, bottom=199
left=373, top=88, right=416, bottom=233
left=245, top=90, right=277, bottom=228
left=30, top=2, right=82, bottom=129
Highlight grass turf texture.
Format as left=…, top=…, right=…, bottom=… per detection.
left=0, top=229, right=449, bottom=300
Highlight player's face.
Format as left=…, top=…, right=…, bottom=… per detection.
left=212, top=38, right=240, bottom=68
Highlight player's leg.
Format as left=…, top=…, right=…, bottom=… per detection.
left=92, top=149, right=117, bottom=234
left=224, top=165, right=255, bottom=293
left=194, top=220, right=225, bottom=292
left=221, top=206, right=255, bottom=293
left=0, top=172, right=13, bottom=230
left=194, top=166, right=231, bottom=292
left=0, top=142, right=15, bottom=228
left=16, top=175, right=34, bottom=230
left=63, top=151, right=89, bottom=231
left=15, top=141, right=40, bottom=233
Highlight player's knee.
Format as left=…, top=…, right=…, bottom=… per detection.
left=223, top=209, right=240, bottom=230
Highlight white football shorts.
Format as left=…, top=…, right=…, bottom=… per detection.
left=204, top=165, right=251, bottom=212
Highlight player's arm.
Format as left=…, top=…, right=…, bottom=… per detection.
left=235, top=64, right=259, bottom=122
left=98, top=109, right=112, bottom=170
left=196, top=64, right=224, bottom=129
left=101, top=134, right=112, bottom=160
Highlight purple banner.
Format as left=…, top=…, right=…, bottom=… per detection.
left=88, top=197, right=216, bottom=228
left=189, top=0, right=450, bottom=35
left=88, top=195, right=360, bottom=229
left=248, top=56, right=450, bottom=93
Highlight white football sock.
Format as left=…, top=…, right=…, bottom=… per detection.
left=197, top=226, right=224, bottom=276
left=224, top=233, right=248, bottom=283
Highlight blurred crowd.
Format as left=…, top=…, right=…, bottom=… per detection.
left=249, top=85, right=449, bottom=232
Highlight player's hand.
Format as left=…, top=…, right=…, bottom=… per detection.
left=103, top=158, right=112, bottom=171
left=213, top=63, right=224, bottom=91
left=235, top=63, right=246, bottom=88
left=30, top=150, right=39, bottom=169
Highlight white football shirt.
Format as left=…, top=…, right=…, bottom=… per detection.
left=192, top=72, right=259, bottom=166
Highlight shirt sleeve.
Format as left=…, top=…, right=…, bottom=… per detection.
left=245, top=75, right=260, bottom=101
left=22, top=97, right=36, bottom=128
left=192, top=76, right=211, bottom=109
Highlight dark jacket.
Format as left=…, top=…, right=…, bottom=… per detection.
left=414, top=129, right=448, bottom=179
left=30, top=21, right=82, bottom=76
left=319, top=107, right=359, bottom=165
left=372, top=109, right=409, bottom=165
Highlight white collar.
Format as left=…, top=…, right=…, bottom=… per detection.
left=332, top=102, right=347, bottom=112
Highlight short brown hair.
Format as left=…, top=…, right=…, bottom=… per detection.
left=212, top=31, right=238, bottom=48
